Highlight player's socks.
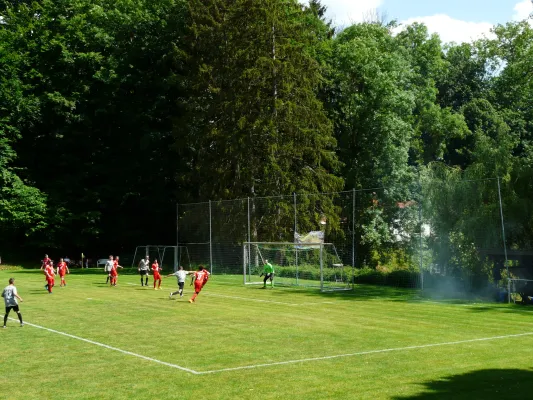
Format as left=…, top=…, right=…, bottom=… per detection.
left=3, top=315, right=7, bottom=326
left=17, top=312, right=22, bottom=324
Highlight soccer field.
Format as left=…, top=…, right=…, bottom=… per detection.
left=2, top=269, right=533, bottom=400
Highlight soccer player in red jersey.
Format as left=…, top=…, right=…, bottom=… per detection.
left=44, top=262, right=55, bottom=294
left=188, top=265, right=210, bottom=303
left=110, top=256, right=123, bottom=286
left=57, top=258, right=70, bottom=287
left=152, top=259, right=162, bottom=290
left=41, top=254, right=51, bottom=270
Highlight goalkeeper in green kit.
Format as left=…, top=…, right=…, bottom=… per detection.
left=261, top=260, right=274, bottom=288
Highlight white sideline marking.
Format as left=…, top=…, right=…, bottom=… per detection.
left=10, top=318, right=199, bottom=375
left=197, top=331, right=533, bottom=375
left=13, top=321, right=533, bottom=376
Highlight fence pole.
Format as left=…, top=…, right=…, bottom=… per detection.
left=320, top=243, right=324, bottom=292
left=175, top=203, right=179, bottom=272
left=497, top=177, right=509, bottom=303
left=352, top=188, right=355, bottom=290
left=247, top=197, right=251, bottom=271
left=294, top=192, right=298, bottom=285
left=418, top=168, right=424, bottom=291
left=243, top=243, right=247, bottom=285
left=209, top=200, right=213, bottom=274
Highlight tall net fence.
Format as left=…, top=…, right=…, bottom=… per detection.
left=177, top=202, right=211, bottom=269
left=498, top=176, right=533, bottom=302
left=177, top=173, right=520, bottom=298
left=420, top=177, right=506, bottom=297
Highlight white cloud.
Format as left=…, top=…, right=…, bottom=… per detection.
left=512, top=0, right=533, bottom=21
left=319, top=0, right=383, bottom=26
left=393, top=14, right=494, bottom=44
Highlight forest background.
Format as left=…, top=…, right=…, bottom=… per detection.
left=1, top=0, right=532, bottom=267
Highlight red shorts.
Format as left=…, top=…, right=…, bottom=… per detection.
left=194, top=281, right=203, bottom=293
left=47, top=278, right=55, bottom=286
left=153, top=273, right=161, bottom=280
left=110, top=271, right=117, bottom=277
left=59, top=273, right=66, bottom=278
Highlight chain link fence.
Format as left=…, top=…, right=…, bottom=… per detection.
left=177, top=174, right=521, bottom=298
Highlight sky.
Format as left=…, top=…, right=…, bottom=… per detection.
left=319, top=0, right=533, bottom=43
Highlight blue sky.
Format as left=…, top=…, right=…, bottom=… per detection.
left=319, top=0, right=533, bottom=43
left=385, top=0, right=523, bottom=24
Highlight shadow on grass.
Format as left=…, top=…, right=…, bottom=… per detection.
left=250, top=283, right=421, bottom=302
left=393, top=368, right=533, bottom=400
left=27, top=289, right=50, bottom=295
left=252, top=281, right=522, bottom=308
left=254, top=283, right=533, bottom=316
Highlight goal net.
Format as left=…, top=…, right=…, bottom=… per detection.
left=132, top=245, right=191, bottom=272
left=243, top=242, right=353, bottom=292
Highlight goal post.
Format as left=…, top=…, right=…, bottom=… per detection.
left=243, top=242, right=354, bottom=292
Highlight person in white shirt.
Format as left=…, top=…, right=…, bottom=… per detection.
left=166, top=266, right=192, bottom=299
left=104, top=255, right=114, bottom=284
left=138, top=256, right=150, bottom=287
left=2, top=278, right=24, bottom=328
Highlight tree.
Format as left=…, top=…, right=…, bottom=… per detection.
left=179, top=0, right=343, bottom=239
left=394, top=23, right=470, bottom=166
left=436, top=43, right=488, bottom=111
left=328, top=23, right=414, bottom=192
left=0, top=13, right=47, bottom=249
left=1, top=0, right=188, bottom=253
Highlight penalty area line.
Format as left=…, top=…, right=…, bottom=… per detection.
left=197, top=331, right=533, bottom=375
left=205, top=293, right=300, bottom=306
left=205, top=293, right=334, bottom=306
left=9, top=318, right=199, bottom=375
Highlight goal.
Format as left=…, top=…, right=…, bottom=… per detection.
left=132, top=245, right=191, bottom=272
left=243, top=242, right=353, bottom=292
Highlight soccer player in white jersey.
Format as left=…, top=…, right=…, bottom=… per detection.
left=2, top=278, right=24, bottom=328
left=104, top=255, right=114, bottom=284
left=138, top=255, right=150, bottom=286
left=166, top=266, right=191, bottom=299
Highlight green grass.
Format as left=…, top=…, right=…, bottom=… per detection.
left=1, top=268, right=533, bottom=399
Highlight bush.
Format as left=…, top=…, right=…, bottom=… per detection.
left=354, top=268, right=420, bottom=288
left=274, top=264, right=355, bottom=282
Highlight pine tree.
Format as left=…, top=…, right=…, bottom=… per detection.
left=179, top=0, right=343, bottom=239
